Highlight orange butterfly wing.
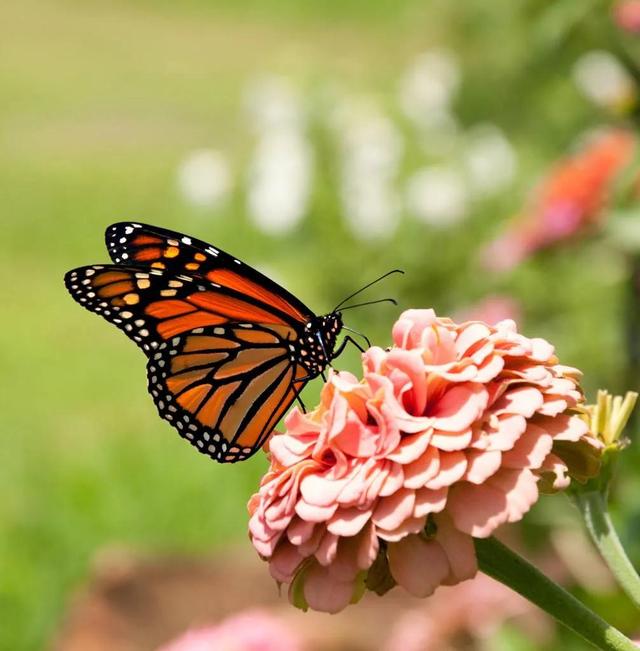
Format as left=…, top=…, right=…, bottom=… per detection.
left=65, top=265, right=297, bottom=347
left=105, top=222, right=311, bottom=326
left=64, top=260, right=312, bottom=462
left=148, top=325, right=308, bottom=462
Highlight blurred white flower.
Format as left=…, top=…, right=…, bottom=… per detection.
left=341, top=180, right=402, bottom=240
left=572, top=50, right=635, bottom=111
left=405, top=165, right=468, bottom=227
left=341, top=116, right=403, bottom=179
left=244, top=75, right=314, bottom=235
left=415, top=109, right=460, bottom=156
left=331, top=97, right=403, bottom=240
left=463, top=124, right=517, bottom=198
left=244, top=75, right=305, bottom=133
left=247, top=129, right=314, bottom=235
left=177, top=149, right=232, bottom=209
left=399, top=50, right=461, bottom=127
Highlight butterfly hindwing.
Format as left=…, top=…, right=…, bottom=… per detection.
left=147, top=324, right=307, bottom=462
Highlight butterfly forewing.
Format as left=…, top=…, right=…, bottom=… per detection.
left=105, top=222, right=312, bottom=327
left=64, top=265, right=169, bottom=353
left=65, top=263, right=300, bottom=352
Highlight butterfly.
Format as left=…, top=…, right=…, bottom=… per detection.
left=65, top=222, right=399, bottom=463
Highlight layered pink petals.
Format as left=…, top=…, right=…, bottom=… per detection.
left=248, top=309, right=596, bottom=612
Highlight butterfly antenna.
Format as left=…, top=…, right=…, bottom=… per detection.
left=343, top=325, right=371, bottom=348
left=338, top=298, right=397, bottom=312
left=333, top=269, right=404, bottom=312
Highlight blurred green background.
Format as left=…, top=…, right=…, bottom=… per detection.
left=3, top=0, right=640, bottom=649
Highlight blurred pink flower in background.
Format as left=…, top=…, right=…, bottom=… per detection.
left=156, top=609, right=302, bottom=651
left=384, top=572, right=549, bottom=651
left=614, top=1, right=640, bottom=33
left=481, top=129, right=635, bottom=272
left=248, top=309, right=598, bottom=613
left=455, top=294, right=522, bottom=325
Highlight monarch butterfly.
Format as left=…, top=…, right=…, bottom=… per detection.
left=65, top=223, right=399, bottom=463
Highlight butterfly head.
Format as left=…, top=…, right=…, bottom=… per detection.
left=319, top=311, right=343, bottom=353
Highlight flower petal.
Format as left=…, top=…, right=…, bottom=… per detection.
left=446, top=481, right=508, bottom=537
left=435, top=513, right=478, bottom=584
left=372, top=488, right=416, bottom=530
left=413, top=486, right=448, bottom=517
left=502, top=423, right=553, bottom=469
left=431, top=427, right=473, bottom=451
left=270, top=541, right=305, bottom=582
left=387, top=430, right=433, bottom=463
left=464, top=449, right=502, bottom=484
left=388, top=535, right=449, bottom=597
left=295, top=499, right=338, bottom=523
left=327, top=507, right=372, bottom=537
left=404, top=447, right=440, bottom=490
left=302, top=562, right=358, bottom=614
left=300, top=473, right=349, bottom=507
left=431, top=384, right=489, bottom=431
left=425, top=451, right=467, bottom=489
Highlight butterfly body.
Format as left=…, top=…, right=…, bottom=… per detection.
left=295, top=314, right=343, bottom=376
left=65, top=222, right=345, bottom=463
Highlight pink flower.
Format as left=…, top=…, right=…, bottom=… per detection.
left=248, top=309, right=597, bottom=613
left=384, top=572, right=548, bottom=651
left=614, top=1, right=640, bottom=33
left=481, top=129, right=635, bottom=272
left=455, top=295, right=522, bottom=325
left=156, top=610, right=302, bottom=651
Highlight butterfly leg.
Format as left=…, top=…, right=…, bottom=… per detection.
left=290, top=381, right=308, bottom=413
left=332, top=335, right=366, bottom=359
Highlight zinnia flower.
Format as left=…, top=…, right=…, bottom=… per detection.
left=248, top=309, right=599, bottom=613
left=481, top=129, right=635, bottom=272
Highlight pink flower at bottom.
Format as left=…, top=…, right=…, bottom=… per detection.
left=384, top=572, right=548, bottom=651
left=156, top=610, right=302, bottom=651
left=248, top=309, right=600, bottom=613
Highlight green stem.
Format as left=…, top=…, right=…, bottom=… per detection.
left=575, top=490, right=640, bottom=610
left=475, top=537, right=636, bottom=650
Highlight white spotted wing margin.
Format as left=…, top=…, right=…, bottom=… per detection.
left=146, top=324, right=304, bottom=463
left=64, top=264, right=167, bottom=355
